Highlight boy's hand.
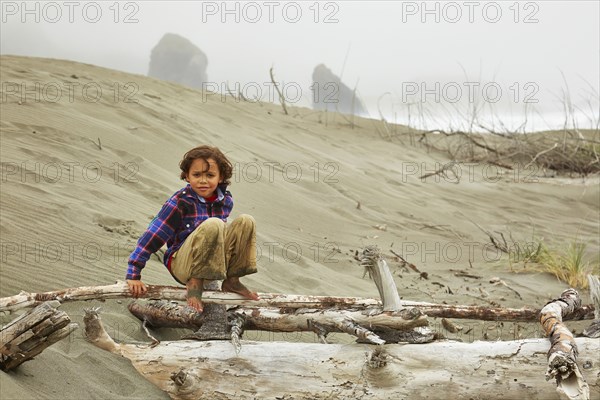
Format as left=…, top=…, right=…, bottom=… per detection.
left=126, top=279, right=147, bottom=297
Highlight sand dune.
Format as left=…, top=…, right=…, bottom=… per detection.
left=1, top=56, right=598, bottom=399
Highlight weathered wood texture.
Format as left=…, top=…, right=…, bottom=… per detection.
left=540, top=289, right=591, bottom=400
left=2, top=283, right=595, bottom=322
left=583, top=275, right=600, bottom=338
left=360, top=246, right=402, bottom=311
left=0, top=282, right=379, bottom=312
left=128, top=301, right=428, bottom=335
left=83, top=309, right=600, bottom=400
left=182, top=280, right=230, bottom=341
left=0, top=301, right=78, bottom=371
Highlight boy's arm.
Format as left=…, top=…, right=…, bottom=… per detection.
left=126, top=198, right=182, bottom=280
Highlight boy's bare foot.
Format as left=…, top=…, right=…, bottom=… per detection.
left=186, top=277, right=204, bottom=313
left=222, top=277, right=260, bottom=301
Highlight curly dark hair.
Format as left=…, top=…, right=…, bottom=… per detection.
left=179, top=145, right=233, bottom=185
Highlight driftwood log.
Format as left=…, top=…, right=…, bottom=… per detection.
left=127, top=246, right=438, bottom=345
left=0, top=282, right=379, bottom=312
left=0, top=301, right=78, bottom=371
left=540, top=289, right=591, bottom=400
left=2, top=283, right=595, bottom=322
left=128, top=301, right=431, bottom=343
left=83, top=308, right=600, bottom=400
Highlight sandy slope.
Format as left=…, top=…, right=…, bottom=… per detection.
left=1, top=56, right=598, bottom=399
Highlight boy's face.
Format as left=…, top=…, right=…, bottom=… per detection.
left=185, top=158, right=222, bottom=199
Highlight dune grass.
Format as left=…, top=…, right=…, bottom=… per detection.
left=508, top=231, right=546, bottom=267
left=534, top=241, right=599, bottom=289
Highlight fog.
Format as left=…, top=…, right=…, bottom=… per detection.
left=1, top=1, right=599, bottom=131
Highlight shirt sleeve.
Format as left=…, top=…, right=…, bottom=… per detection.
left=223, top=191, right=234, bottom=221
left=126, top=197, right=182, bottom=280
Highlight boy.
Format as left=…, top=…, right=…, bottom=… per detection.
left=125, top=145, right=259, bottom=312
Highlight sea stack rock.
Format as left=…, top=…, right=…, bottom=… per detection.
left=148, top=33, right=208, bottom=89
left=311, top=64, right=365, bottom=116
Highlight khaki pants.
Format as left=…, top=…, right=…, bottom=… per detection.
left=170, top=214, right=258, bottom=284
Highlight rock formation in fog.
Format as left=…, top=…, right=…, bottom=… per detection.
left=148, top=33, right=208, bottom=89
left=311, top=64, right=365, bottom=116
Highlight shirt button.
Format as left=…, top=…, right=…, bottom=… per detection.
left=186, top=224, right=190, bottom=228
left=183, top=191, right=186, bottom=194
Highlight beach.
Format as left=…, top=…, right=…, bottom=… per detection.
left=0, top=55, right=598, bottom=399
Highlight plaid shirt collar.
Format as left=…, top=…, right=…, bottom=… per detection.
left=181, top=183, right=228, bottom=203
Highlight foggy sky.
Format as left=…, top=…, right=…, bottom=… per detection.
left=1, top=1, right=599, bottom=130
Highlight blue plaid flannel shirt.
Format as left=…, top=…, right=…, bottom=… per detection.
left=126, top=183, right=233, bottom=280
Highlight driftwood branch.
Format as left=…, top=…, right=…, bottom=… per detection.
left=229, top=313, right=245, bottom=355
left=419, top=161, right=461, bottom=182
left=307, top=319, right=329, bottom=344
left=423, top=129, right=499, bottom=154
left=524, top=142, right=559, bottom=170
left=269, top=66, right=288, bottom=115
left=141, top=319, right=160, bottom=347
left=2, top=283, right=595, bottom=321
left=540, top=288, right=590, bottom=400
left=360, top=246, right=403, bottom=311
left=390, top=249, right=429, bottom=279
left=332, top=318, right=385, bottom=344
left=82, top=307, right=120, bottom=354
left=0, top=301, right=78, bottom=371
left=83, top=308, right=600, bottom=400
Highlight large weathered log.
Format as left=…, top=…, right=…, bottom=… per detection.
left=0, top=301, right=78, bottom=371
left=83, top=309, right=600, bottom=400
left=540, top=289, right=590, bottom=400
left=2, top=283, right=595, bottom=321
left=128, top=301, right=429, bottom=334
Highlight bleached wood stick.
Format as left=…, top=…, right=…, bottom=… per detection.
left=229, top=313, right=245, bottom=355
left=331, top=318, right=385, bottom=345
left=269, top=66, right=288, bottom=115
left=1, top=282, right=595, bottom=322
left=0, top=282, right=380, bottom=313
left=540, top=288, right=590, bottom=400
left=360, top=246, right=402, bottom=311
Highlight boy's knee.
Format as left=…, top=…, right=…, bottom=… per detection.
left=235, top=214, right=255, bottom=227
left=201, top=218, right=225, bottom=235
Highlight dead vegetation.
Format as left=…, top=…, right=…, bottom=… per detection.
left=413, top=128, right=600, bottom=177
